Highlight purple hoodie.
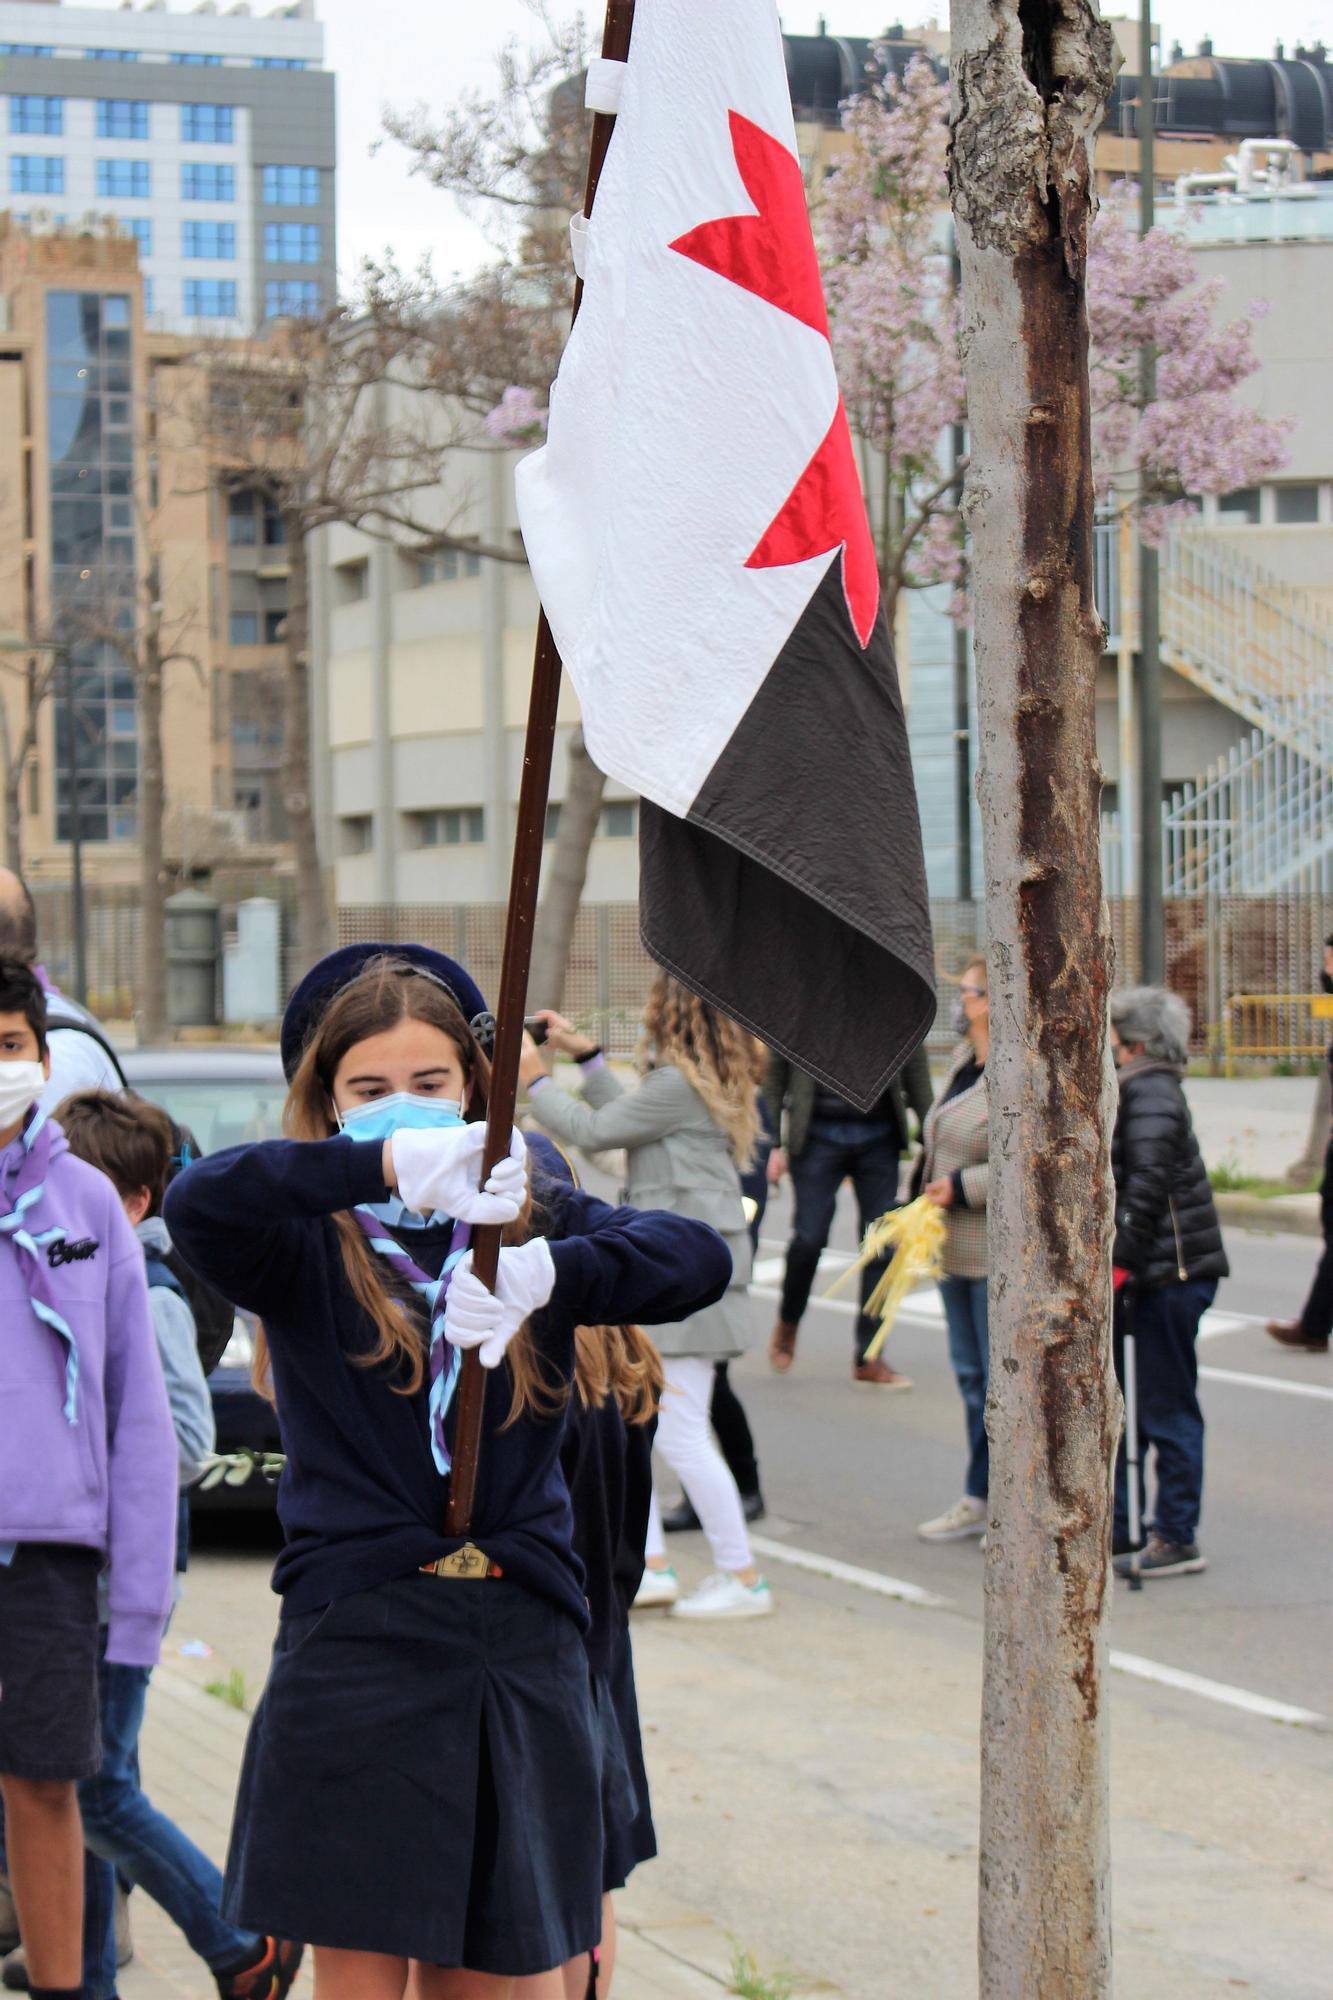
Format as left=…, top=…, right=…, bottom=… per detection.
left=0, top=1119, right=177, bottom=1666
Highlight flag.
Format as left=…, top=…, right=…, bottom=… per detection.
left=515, top=0, right=936, bottom=1106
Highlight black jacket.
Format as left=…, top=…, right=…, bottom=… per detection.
left=1111, top=1062, right=1229, bottom=1289
left=763, top=1044, right=934, bottom=1160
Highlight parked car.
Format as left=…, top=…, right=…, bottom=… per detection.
left=123, top=1048, right=287, bottom=1510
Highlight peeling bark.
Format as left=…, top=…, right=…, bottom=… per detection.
left=282, top=516, right=334, bottom=972
left=949, top=3, right=1119, bottom=1995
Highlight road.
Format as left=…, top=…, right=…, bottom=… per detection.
left=715, top=1185, right=1333, bottom=1719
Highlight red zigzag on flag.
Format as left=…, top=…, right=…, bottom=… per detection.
left=670, top=110, right=881, bottom=650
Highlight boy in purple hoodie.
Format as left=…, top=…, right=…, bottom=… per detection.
left=0, top=962, right=176, bottom=2000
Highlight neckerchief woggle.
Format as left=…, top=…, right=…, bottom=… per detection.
left=351, top=1200, right=471, bottom=1475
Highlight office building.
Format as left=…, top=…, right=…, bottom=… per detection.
left=0, top=0, right=334, bottom=332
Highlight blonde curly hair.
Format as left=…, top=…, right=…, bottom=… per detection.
left=638, top=973, right=760, bottom=1170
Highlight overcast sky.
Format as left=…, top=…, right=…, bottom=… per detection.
left=84, top=2, right=1333, bottom=283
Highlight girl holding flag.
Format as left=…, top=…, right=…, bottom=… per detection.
left=163, top=946, right=732, bottom=2000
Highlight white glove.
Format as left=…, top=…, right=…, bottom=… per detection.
left=444, top=1239, right=557, bottom=1369
left=390, top=1123, right=527, bottom=1225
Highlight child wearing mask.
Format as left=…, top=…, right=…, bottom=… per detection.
left=0, top=962, right=177, bottom=2000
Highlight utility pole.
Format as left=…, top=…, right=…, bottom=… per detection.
left=63, top=645, right=87, bottom=1006
left=1137, top=0, right=1165, bottom=981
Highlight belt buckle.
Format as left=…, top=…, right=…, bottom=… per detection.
left=423, top=1542, right=491, bottom=1580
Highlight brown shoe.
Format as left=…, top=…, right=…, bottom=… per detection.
left=853, top=1359, right=913, bottom=1389
left=1265, top=1319, right=1329, bottom=1353
left=769, top=1319, right=799, bottom=1372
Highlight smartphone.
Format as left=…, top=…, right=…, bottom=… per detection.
left=523, top=1015, right=550, bottom=1046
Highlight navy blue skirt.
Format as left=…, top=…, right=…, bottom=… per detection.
left=598, top=1622, right=656, bottom=1894
left=222, top=1575, right=602, bottom=1975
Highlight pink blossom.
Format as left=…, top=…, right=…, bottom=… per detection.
left=484, top=383, right=548, bottom=444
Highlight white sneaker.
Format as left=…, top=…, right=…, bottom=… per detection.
left=918, top=1496, right=987, bottom=1542
left=671, top=1572, right=774, bottom=1620
left=633, top=1565, right=679, bottom=1609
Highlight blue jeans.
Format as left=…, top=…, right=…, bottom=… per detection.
left=781, top=1119, right=901, bottom=1360
left=940, top=1276, right=989, bottom=1500
left=1114, top=1278, right=1215, bottom=1550
left=79, top=1651, right=259, bottom=1997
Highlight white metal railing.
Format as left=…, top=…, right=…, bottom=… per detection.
left=1103, top=729, right=1333, bottom=897
left=1157, top=534, right=1333, bottom=772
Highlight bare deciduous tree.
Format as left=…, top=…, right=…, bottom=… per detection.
left=0, top=650, right=60, bottom=872
left=948, top=3, right=1119, bottom=1993
left=527, top=727, right=606, bottom=1009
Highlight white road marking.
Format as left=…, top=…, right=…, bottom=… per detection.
left=746, top=1536, right=1329, bottom=1731
left=1197, top=1365, right=1333, bottom=1402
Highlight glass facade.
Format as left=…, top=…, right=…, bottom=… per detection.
left=181, top=103, right=235, bottom=144
left=182, top=162, right=235, bottom=202
left=96, top=99, right=150, bottom=140
left=46, top=293, right=137, bottom=844
left=264, top=222, right=321, bottom=264
left=9, top=96, right=64, bottom=135
left=262, top=164, right=320, bottom=206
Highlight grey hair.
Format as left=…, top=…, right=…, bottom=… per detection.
left=1109, top=985, right=1191, bottom=1065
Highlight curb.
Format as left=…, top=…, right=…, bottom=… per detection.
left=1214, top=1191, right=1322, bottom=1238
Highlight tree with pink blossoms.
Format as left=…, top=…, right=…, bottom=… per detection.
left=819, top=53, right=1289, bottom=621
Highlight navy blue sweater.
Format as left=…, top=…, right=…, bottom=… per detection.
left=560, top=1396, right=655, bottom=1678
left=164, top=1137, right=731, bottom=1627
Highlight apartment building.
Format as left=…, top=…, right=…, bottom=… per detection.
left=0, top=0, right=334, bottom=333
left=0, top=221, right=289, bottom=885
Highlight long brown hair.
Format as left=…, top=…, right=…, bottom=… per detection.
left=258, top=954, right=561, bottom=1423
left=572, top=1324, right=664, bottom=1427
left=639, top=973, right=760, bottom=1169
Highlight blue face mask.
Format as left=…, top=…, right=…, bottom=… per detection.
left=338, top=1093, right=467, bottom=1145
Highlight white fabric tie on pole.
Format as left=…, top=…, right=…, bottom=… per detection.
left=585, top=57, right=627, bottom=114
left=569, top=211, right=590, bottom=280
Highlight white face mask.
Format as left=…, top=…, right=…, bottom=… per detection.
left=0, top=1059, right=45, bottom=1131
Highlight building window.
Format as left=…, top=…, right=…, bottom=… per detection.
left=86, top=49, right=137, bottom=62
left=10, top=155, right=65, bottom=195
left=143, top=278, right=154, bottom=315
left=182, top=162, right=235, bottom=202
left=184, top=279, right=238, bottom=320
left=333, top=560, right=370, bottom=605
left=410, top=808, right=485, bottom=848
left=96, top=99, right=149, bottom=140
left=9, top=96, right=64, bottom=136
left=0, top=45, right=55, bottom=58
left=339, top=816, right=374, bottom=856
left=263, top=497, right=286, bottom=546
left=264, top=280, right=320, bottom=319
left=405, top=547, right=481, bottom=586
left=227, top=489, right=258, bottom=545
left=256, top=57, right=307, bottom=70
left=601, top=802, right=638, bottom=839
left=264, top=221, right=321, bottom=265
left=123, top=217, right=153, bottom=256
left=183, top=219, right=236, bottom=260
left=1274, top=483, right=1320, bottom=525
left=170, top=52, right=223, bottom=66
left=1217, top=487, right=1261, bottom=525
left=181, top=103, right=235, bottom=144
left=544, top=803, right=562, bottom=841
left=230, top=611, right=260, bottom=646
left=262, top=163, right=321, bottom=206
left=96, top=158, right=151, bottom=199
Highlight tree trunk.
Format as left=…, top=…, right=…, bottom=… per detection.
left=282, top=515, right=334, bottom=973
left=527, top=726, right=606, bottom=1010
left=3, top=763, right=20, bottom=875
left=949, top=6, right=1119, bottom=1996
left=137, top=624, right=168, bottom=1044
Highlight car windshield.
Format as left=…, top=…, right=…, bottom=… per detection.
left=132, top=1077, right=286, bottom=1156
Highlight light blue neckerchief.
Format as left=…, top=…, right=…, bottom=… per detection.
left=353, top=1198, right=471, bottom=1476
left=0, top=1110, right=79, bottom=1426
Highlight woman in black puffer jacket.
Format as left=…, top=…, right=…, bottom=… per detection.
left=1110, top=987, right=1229, bottom=1580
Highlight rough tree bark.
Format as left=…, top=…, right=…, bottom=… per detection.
left=527, top=725, right=607, bottom=1010
left=948, top=3, right=1119, bottom=1995
left=137, top=615, right=168, bottom=1045
left=282, top=513, right=334, bottom=972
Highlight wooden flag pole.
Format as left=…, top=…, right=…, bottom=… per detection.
left=445, top=0, right=637, bottom=1538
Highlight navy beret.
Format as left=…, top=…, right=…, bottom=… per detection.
left=281, top=943, right=490, bottom=1082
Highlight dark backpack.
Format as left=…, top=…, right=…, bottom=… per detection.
left=45, top=1006, right=238, bottom=1377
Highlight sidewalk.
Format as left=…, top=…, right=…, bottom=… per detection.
left=121, top=1543, right=1331, bottom=2000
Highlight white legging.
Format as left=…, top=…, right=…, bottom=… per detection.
left=645, top=1353, right=753, bottom=1575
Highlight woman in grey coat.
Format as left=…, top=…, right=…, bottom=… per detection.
left=520, top=975, right=773, bottom=1621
